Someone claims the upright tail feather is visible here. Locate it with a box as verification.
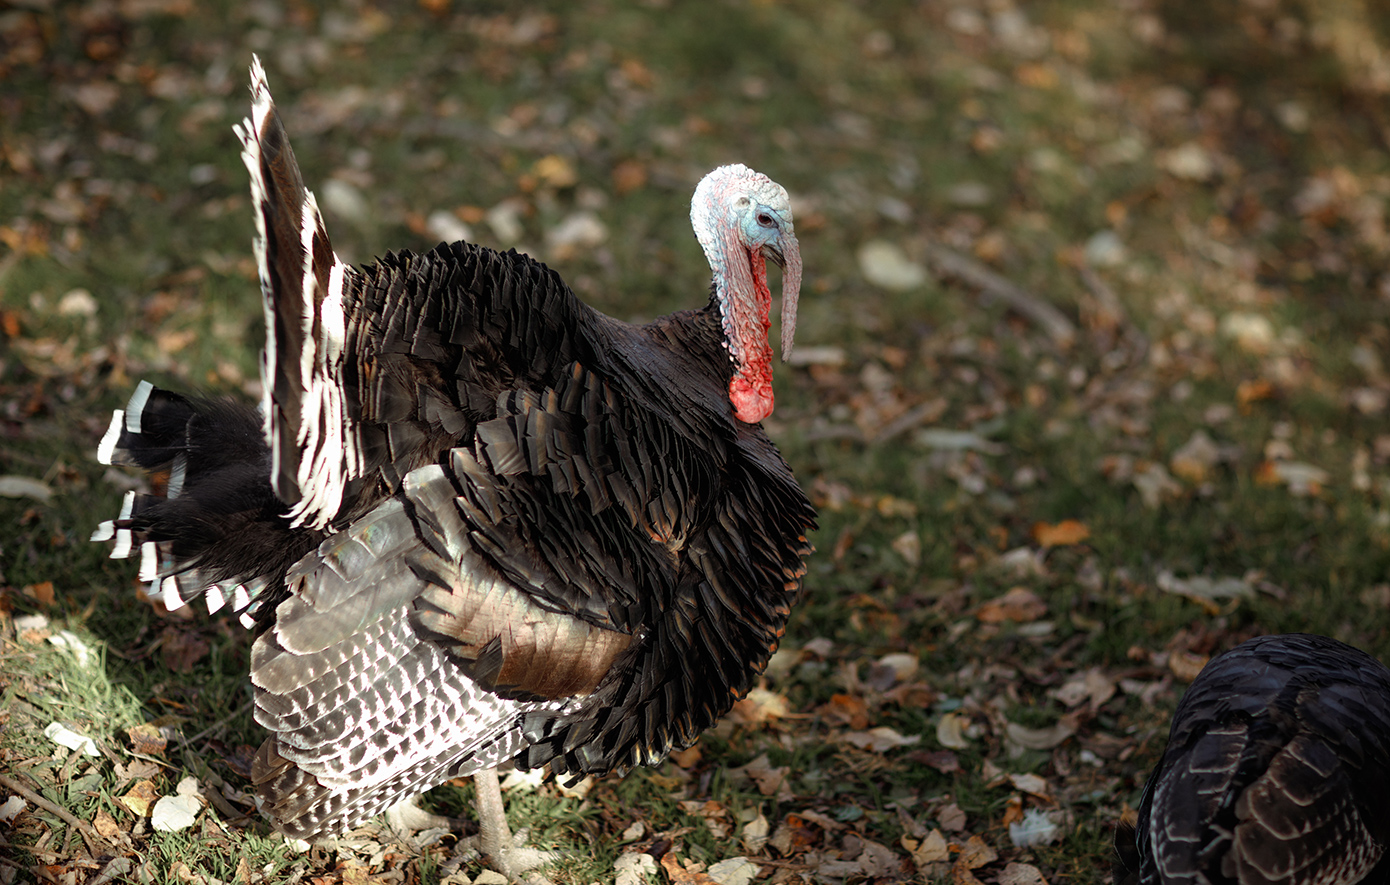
[235,54,364,533]
[92,381,320,624]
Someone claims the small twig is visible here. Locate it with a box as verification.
[752,858,816,870]
[0,771,111,850]
[1077,264,1126,324]
[870,398,949,445]
[1078,264,1149,367]
[174,697,254,747]
[802,424,866,443]
[922,242,1076,347]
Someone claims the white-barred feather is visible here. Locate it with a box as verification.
[138,542,158,582]
[167,453,187,499]
[124,380,154,434]
[285,255,359,530]
[97,410,123,465]
[161,575,185,611]
[297,197,322,401]
[110,491,135,558]
[235,55,278,499]
[235,61,360,532]
[205,584,228,614]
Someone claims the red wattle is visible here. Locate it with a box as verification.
[730,372,773,424]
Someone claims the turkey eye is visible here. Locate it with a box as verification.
[756,213,774,228]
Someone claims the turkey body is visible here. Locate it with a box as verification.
[1120,633,1390,885]
[93,57,815,847]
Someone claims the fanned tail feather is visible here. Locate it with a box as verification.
[234,54,363,532]
[92,381,320,624]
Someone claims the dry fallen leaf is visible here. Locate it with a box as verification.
[660,853,720,885]
[883,681,937,707]
[1237,378,1276,407]
[1004,716,1077,751]
[911,748,962,773]
[815,857,864,879]
[952,865,987,885]
[127,722,168,756]
[1133,461,1182,508]
[1221,310,1276,351]
[615,852,658,885]
[706,857,759,885]
[957,834,998,869]
[842,726,921,752]
[734,754,792,799]
[91,808,122,839]
[856,839,903,877]
[728,687,790,725]
[904,828,950,865]
[1002,795,1025,826]
[612,159,648,195]
[0,475,53,502]
[818,693,871,729]
[120,779,161,817]
[1031,519,1090,547]
[159,626,211,673]
[1007,773,1053,801]
[1168,650,1210,682]
[44,722,100,757]
[741,813,769,852]
[532,154,578,188]
[1169,430,1223,483]
[936,711,972,749]
[1156,571,1254,614]
[999,861,1050,884]
[151,777,203,832]
[1255,460,1330,496]
[21,580,55,606]
[48,630,94,667]
[1160,142,1216,181]
[891,529,922,565]
[938,802,967,832]
[0,796,25,824]
[680,799,732,839]
[769,813,822,855]
[1053,668,1118,710]
[976,587,1048,623]
[859,240,927,290]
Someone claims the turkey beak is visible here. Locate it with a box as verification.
[765,231,802,361]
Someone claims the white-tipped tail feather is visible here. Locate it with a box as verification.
[138,542,158,582]
[110,491,135,558]
[97,410,123,465]
[124,380,154,434]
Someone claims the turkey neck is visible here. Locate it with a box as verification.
[703,221,775,425]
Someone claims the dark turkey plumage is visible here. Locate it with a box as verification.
[1117,633,1390,885]
[92,56,815,869]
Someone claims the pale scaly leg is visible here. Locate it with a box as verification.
[473,767,561,882]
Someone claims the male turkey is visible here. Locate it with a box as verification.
[1116,633,1390,885]
[92,56,815,877]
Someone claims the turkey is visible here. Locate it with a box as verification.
[1116,633,1390,885]
[91,56,815,877]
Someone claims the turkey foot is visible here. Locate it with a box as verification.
[471,767,562,882]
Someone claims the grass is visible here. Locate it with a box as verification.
[4,0,1390,882]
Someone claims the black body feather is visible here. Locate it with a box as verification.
[1120,633,1390,885]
